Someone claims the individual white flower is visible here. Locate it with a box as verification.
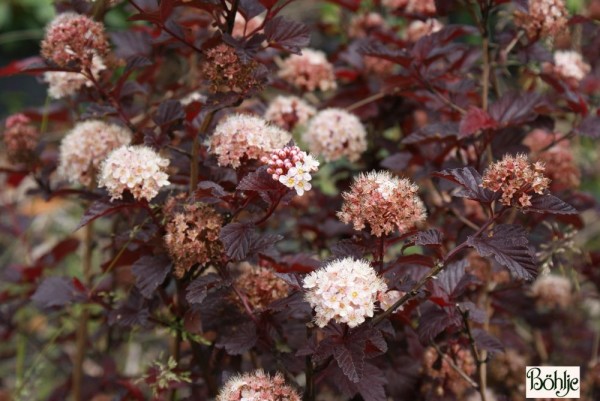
[302,154,320,172]
[57,120,131,186]
[98,145,170,201]
[293,177,311,196]
[303,258,387,327]
[288,162,312,182]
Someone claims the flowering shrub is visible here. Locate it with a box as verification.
[0,0,599,401]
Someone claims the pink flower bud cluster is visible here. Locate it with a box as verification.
[98,145,170,201]
[278,49,337,92]
[58,120,131,186]
[545,50,591,85]
[303,108,367,162]
[481,154,550,207]
[406,18,443,42]
[261,145,319,196]
[348,12,386,39]
[216,370,301,401]
[264,96,316,131]
[382,0,436,14]
[422,344,476,398]
[303,258,388,328]
[515,0,568,38]
[530,274,572,309]
[2,114,39,164]
[202,43,263,94]
[41,12,109,69]
[210,114,292,169]
[338,171,427,237]
[234,263,290,311]
[164,194,223,278]
[44,55,106,99]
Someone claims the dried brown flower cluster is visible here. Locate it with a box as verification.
[234,263,290,310]
[163,195,223,278]
[338,171,427,237]
[202,43,264,94]
[525,130,580,191]
[421,344,476,398]
[515,0,569,39]
[482,154,550,207]
[2,114,39,164]
[489,349,527,401]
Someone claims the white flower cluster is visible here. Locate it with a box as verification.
[57,120,131,186]
[277,154,319,196]
[303,108,367,162]
[263,146,319,196]
[98,145,170,201]
[44,55,106,99]
[553,50,591,81]
[303,258,387,328]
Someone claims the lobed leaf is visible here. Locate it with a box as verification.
[467,224,537,280]
[131,254,172,298]
[264,16,310,54]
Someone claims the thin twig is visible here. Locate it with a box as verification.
[458,307,488,401]
[432,343,479,388]
[345,92,387,112]
[190,111,216,194]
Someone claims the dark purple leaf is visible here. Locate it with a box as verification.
[380,152,412,172]
[402,122,458,144]
[153,99,185,126]
[237,167,285,204]
[459,106,498,137]
[331,240,367,259]
[413,229,444,247]
[264,16,310,54]
[417,304,461,343]
[435,259,471,299]
[220,222,255,260]
[488,91,542,126]
[238,0,266,19]
[131,255,172,298]
[31,277,79,308]
[576,115,600,139]
[527,193,577,215]
[467,224,537,280]
[472,329,504,354]
[216,321,257,355]
[35,238,80,267]
[110,31,153,58]
[434,167,498,202]
[123,55,152,74]
[186,273,224,305]
[76,199,138,231]
[108,289,150,327]
[334,341,365,383]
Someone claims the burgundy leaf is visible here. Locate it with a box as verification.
[467,224,537,280]
[32,277,81,308]
[35,238,80,267]
[333,340,366,383]
[76,199,138,231]
[402,122,459,144]
[434,167,498,202]
[471,328,504,355]
[527,193,577,215]
[238,0,266,19]
[488,91,542,126]
[186,273,225,305]
[219,222,255,261]
[380,152,412,172]
[459,106,498,137]
[264,16,310,54]
[434,259,471,299]
[109,289,151,327]
[131,255,172,298]
[153,99,185,126]
[216,321,257,355]
[417,303,461,343]
[413,229,444,247]
[331,240,367,259]
[576,115,600,139]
